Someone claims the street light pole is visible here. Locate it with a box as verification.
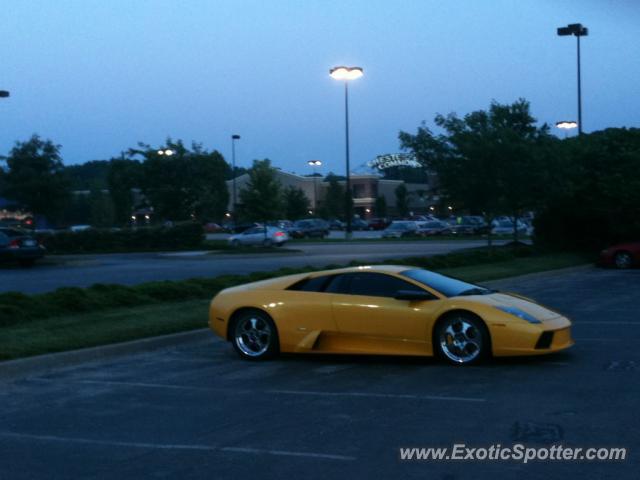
[231,134,240,217]
[330,66,363,239]
[557,23,588,135]
[307,160,322,212]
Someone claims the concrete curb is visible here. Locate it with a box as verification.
[0,328,211,382]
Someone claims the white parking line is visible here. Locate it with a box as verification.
[34,379,485,403]
[576,321,640,325]
[0,432,355,461]
[268,389,486,403]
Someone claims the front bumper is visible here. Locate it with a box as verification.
[491,315,574,356]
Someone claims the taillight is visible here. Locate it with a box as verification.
[8,239,20,249]
[275,231,285,237]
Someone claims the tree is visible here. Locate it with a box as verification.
[395,184,409,217]
[283,186,310,220]
[239,159,282,221]
[65,160,110,190]
[320,173,345,219]
[135,139,229,222]
[3,135,69,224]
[89,186,115,227]
[374,195,387,217]
[107,158,143,225]
[400,99,554,245]
[535,128,640,250]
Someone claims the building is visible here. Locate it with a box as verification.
[226,170,436,218]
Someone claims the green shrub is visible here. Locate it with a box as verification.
[36,222,204,254]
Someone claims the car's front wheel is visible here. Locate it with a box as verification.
[434,313,489,365]
[231,310,279,360]
[614,251,633,269]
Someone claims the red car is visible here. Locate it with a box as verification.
[599,242,640,269]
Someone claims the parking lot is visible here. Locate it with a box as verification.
[1,267,638,479]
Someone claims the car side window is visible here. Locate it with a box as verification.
[287,275,334,292]
[326,272,425,298]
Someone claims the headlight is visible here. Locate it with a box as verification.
[494,306,541,324]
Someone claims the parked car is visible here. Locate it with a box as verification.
[228,226,289,247]
[491,219,528,236]
[416,220,448,236]
[599,242,640,269]
[442,216,488,235]
[328,218,345,230]
[268,220,293,230]
[382,221,419,238]
[204,222,224,233]
[224,222,262,234]
[69,224,92,232]
[0,227,46,266]
[367,218,390,230]
[288,219,329,239]
[350,218,370,231]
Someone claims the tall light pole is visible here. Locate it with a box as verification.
[307,160,322,212]
[557,23,588,135]
[330,66,363,239]
[231,134,241,216]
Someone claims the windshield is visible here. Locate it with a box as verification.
[400,269,492,297]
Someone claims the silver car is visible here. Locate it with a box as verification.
[381,221,419,238]
[228,226,289,247]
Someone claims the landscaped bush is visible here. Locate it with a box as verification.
[36,222,204,254]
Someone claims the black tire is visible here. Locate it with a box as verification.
[262,238,273,247]
[614,251,633,269]
[18,258,36,268]
[434,312,490,366]
[230,239,240,248]
[230,310,279,361]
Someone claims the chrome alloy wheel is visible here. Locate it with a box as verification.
[235,316,272,357]
[438,316,483,364]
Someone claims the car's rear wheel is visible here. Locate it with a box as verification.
[434,313,489,365]
[614,251,633,269]
[230,239,240,248]
[262,238,273,247]
[231,310,279,360]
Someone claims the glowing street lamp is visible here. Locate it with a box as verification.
[330,65,363,239]
[157,148,174,156]
[556,120,578,138]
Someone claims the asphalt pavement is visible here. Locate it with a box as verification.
[0,239,503,294]
[0,267,638,479]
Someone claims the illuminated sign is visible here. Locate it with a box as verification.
[368,153,421,170]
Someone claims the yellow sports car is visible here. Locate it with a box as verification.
[209,265,573,365]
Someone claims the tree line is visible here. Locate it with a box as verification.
[399,98,640,250]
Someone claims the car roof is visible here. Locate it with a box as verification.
[305,265,412,277]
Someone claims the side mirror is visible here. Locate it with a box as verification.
[394,290,435,301]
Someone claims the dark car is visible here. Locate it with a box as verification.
[0,228,46,266]
[599,242,640,269]
[288,219,329,239]
[367,218,390,230]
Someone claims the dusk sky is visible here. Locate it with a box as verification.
[1,0,638,176]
